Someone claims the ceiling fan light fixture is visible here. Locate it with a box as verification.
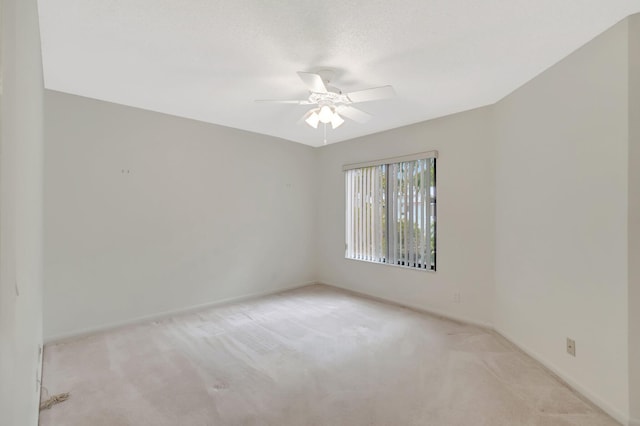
[257,71,394,139]
[331,112,344,129]
[305,110,320,128]
[318,105,333,124]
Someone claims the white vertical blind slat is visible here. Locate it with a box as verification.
[366,167,371,260]
[353,170,356,259]
[390,164,397,265]
[357,170,359,258]
[364,169,368,259]
[401,164,405,265]
[396,164,401,265]
[347,171,351,258]
[418,160,422,267]
[351,170,355,259]
[345,172,350,258]
[358,170,362,259]
[372,167,377,261]
[397,164,402,265]
[378,167,383,261]
[363,169,367,260]
[422,159,428,268]
[406,163,415,266]
[387,165,393,264]
[373,167,377,261]
[354,171,358,259]
[368,168,372,260]
[353,171,358,259]
[427,159,432,268]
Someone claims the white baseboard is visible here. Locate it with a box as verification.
[44,281,317,344]
[318,281,494,330]
[492,327,629,426]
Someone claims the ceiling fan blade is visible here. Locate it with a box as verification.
[336,105,372,123]
[297,72,328,94]
[346,85,395,103]
[255,99,312,105]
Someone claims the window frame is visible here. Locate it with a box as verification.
[343,151,438,272]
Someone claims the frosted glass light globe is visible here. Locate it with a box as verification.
[318,105,333,124]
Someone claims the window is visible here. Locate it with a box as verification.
[345,152,437,271]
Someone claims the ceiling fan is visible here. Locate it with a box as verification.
[256,70,395,131]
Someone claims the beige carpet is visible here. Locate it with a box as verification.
[40,285,618,426]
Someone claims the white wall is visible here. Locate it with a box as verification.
[0,0,45,424]
[44,91,317,341]
[316,107,495,327]
[41,13,637,425]
[629,13,640,426]
[493,19,629,421]
[316,16,635,423]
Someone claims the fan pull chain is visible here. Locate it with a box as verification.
[323,123,327,145]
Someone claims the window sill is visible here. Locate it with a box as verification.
[344,256,436,273]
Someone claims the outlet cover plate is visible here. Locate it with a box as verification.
[566,338,576,356]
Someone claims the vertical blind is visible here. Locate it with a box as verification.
[345,165,386,263]
[345,155,436,270]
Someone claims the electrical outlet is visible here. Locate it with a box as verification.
[566,338,576,356]
[453,292,461,303]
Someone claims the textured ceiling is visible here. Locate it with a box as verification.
[38,0,639,147]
